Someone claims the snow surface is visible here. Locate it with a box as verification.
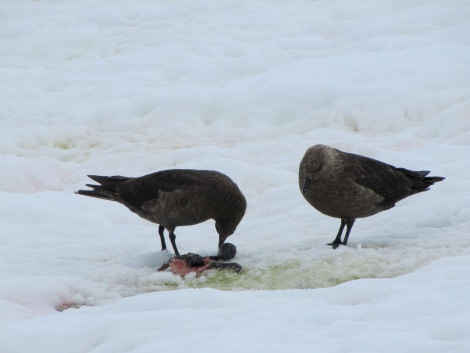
[1,0,470,352]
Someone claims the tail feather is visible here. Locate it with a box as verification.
[76,174,131,202]
[396,168,444,194]
[87,175,109,184]
[424,176,445,184]
[87,175,128,187]
[75,189,115,201]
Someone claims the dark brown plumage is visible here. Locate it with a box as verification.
[76,169,246,256]
[299,145,444,248]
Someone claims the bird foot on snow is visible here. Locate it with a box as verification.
[327,242,344,249]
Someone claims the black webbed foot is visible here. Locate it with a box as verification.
[327,241,343,249]
[327,219,355,249]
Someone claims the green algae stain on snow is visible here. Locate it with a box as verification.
[182,260,356,291]
[161,248,441,291]
[54,140,75,150]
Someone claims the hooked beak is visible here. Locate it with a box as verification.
[302,177,312,195]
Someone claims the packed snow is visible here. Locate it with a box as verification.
[1,0,470,352]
